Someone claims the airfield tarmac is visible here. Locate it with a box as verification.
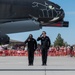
[0,56,75,75]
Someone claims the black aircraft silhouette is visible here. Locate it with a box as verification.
[0,0,69,44]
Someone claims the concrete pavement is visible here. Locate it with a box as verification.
[0,56,75,75]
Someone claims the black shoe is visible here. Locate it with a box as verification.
[42,63,44,65]
[31,63,33,65]
[42,63,45,66]
[28,63,31,66]
[42,63,47,66]
[28,63,33,66]
[44,64,47,66]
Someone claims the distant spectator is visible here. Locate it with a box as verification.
[70,46,74,57]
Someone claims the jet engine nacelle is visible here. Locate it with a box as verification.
[0,20,41,34]
[0,33,10,44]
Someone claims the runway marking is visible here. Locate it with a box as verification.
[0,69,75,71]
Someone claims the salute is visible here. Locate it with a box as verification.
[37,31,51,66]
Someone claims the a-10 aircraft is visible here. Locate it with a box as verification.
[0,0,69,44]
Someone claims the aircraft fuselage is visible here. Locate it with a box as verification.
[0,0,69,45]
[0,0,64,23]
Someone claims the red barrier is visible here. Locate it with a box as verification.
[0,49,74,57]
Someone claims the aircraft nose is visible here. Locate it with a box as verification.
[48,2,65,22]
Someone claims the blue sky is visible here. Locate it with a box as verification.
[8,0,75,45]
